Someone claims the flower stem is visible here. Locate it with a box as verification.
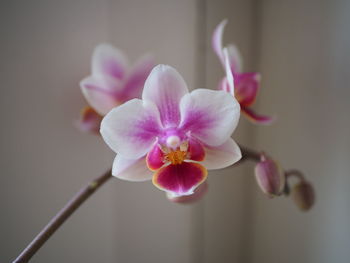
[12,145,305,262]
[12,169,112,263]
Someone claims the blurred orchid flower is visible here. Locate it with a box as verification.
[78,43,155,133]
[100,65,241,197]
[213,20,274,125]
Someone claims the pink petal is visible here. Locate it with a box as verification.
[112,155,153,181]
[179,89,240,147]
[167,181,208,204]
[77,106,103,134]
[235,72,260,106]
[80,75,121,115]
[226,44,243,73]
[92,43,128,80]
[146,142,164,171]
[100,99,162,159]
[201,138,241,170]
[242,107,275,125]
[212,19,227,65]
[153,162,207,196]
[188,137,205,162]
[122,54,155,101]
[142,65,189,127]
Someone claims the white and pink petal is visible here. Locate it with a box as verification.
[100,99,162,159]
[80,75,121,115]
[92,43,128,80]
[179,89,240,147]
[142,65,189,127]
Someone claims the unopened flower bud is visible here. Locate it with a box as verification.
[167,182,208,204]
[291,181,315,211]
[254,154,285,197]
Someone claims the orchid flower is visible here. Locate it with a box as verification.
[212,20,274,124]
[100,64,241,197]
[78,43,155,133]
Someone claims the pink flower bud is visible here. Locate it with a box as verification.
[291,181,315,211]
[254,154,285,197]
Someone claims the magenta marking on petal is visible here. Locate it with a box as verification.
[242,107,275,125]
[235,72,260,106]
[132,114,162,142]
[188,138,205,161]
[146,143,165,171]
[103,59,125,79]
[180,109,216,138]
[153,162,207,196]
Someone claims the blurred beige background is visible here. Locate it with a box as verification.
[1,0,349,262]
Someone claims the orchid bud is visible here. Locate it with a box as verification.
[254,154,285,197]
[291,181,315,211]
[167,182,208,204]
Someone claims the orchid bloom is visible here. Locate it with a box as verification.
[212,20,274,124]
[100,64,241,197]
[78,43,155,133]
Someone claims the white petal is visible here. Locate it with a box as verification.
[142,65,189,127]
[179,89,240,146]
[80,75,121,115]
[212,19,227,65]
[201,138,241,170]
[92,43,128,79]
[112,155,153,181]
[100,99,162,159]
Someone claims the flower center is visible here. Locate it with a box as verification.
[166,135,181,149]
[165,150,187,165]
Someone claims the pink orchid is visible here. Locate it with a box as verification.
[213,20,274,124]
[78,43,155,133]
[100,65,241,197]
